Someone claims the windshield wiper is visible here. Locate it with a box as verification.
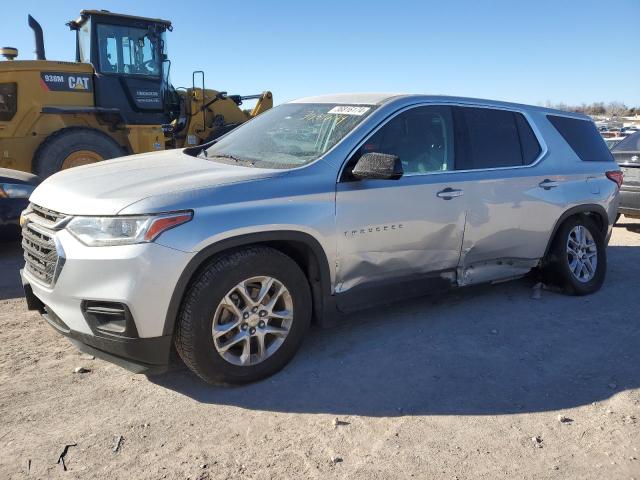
[197,150,240,161]
[211,153,245,162]
[203,152,256,167]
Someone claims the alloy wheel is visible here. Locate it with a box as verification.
[566,225,598,283]
[212,276,293,366]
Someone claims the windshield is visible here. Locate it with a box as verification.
[203,103,376,169]
[96,23,162,77]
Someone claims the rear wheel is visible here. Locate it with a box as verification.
[175,247,312,384]
[33,128,123,178]
[546,216,606,295]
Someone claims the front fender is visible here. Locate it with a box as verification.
[160,229,334,336]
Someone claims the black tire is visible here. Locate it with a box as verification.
[175,246,312,384]
[546,215,606,295]
[33,127,124,178]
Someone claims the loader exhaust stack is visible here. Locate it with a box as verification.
[28,15,46,60]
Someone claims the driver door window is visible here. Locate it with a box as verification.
[357,105,454,174]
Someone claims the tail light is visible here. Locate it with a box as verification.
[606,170,623,188]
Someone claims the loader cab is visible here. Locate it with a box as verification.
[68,10,173,125]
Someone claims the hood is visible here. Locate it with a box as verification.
[29,149,280,215]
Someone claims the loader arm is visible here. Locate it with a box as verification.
[249,91,273,117]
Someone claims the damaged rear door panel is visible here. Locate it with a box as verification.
[450,106,564,285]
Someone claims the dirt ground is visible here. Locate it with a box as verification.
[0,219,639,480]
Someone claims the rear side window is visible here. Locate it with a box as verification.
[454,107,541,169]
[515,114,542,164]
[547,115,613,162]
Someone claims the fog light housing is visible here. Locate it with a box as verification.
[81,301,138,337]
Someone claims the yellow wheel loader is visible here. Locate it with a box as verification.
[0,10,272,177]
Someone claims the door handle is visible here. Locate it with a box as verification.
[539,179,558,190]
[437,187,464,200]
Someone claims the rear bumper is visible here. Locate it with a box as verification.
[22,271,172,374]
[619,185,640,217]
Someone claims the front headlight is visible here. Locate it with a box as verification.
[0,183,35,199]
[66,211,193,247]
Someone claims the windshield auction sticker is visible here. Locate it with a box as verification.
[328,106,371,116]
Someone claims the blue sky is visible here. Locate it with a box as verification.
[4,0,639,106]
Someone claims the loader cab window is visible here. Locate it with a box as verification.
[96,24,162,77]
[77,22,91,64]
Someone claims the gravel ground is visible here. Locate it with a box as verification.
[0,218,639,479]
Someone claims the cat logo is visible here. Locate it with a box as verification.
[40,72,93,92]
[68,76,90,90]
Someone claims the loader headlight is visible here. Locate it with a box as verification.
[66,211,193,247]
[0,83,17,121]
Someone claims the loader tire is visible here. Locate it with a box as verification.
[33,127,124,178]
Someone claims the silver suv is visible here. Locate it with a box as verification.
[21,94,622,384]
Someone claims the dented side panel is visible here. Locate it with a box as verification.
[457,168,567,268]
[335,174,466,292]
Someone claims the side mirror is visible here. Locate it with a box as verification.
[352,152,403,180]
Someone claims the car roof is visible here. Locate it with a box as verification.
[287,93,591,120]
[289,93,404,105]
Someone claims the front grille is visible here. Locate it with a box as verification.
[21,203,66,287]
[31,203,66,227]
[22,224,59,285]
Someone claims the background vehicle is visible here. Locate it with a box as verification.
[0,168,38,241]
[0,11,273,177]
[605,137,624,149]
[20,94,621,384]
[611,131,640,219]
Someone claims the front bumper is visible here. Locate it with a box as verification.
[21,230,194,374]
[23,279,172,373]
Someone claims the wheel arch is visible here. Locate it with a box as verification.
[162,231,335,336]
[543,204,609,257]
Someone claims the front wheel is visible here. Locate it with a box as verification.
[175,247,312,384]
[547,216,606,295]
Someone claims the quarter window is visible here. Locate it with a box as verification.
[355,105,454,175]
[547,115,613,162]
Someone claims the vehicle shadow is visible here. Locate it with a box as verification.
[150,245,640,417]
[0,241,24,300]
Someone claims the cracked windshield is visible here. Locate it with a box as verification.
[203,103,375,168]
